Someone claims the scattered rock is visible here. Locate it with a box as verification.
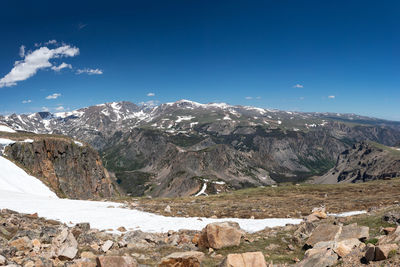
[197,222,243,249]
[334,238,361,257]
[375,243,399,261]
[164,205,171,213]
[296,246,338,267]
[97,256,137,267]
[9,236,32,251]
[364,243,375,262]
[220,251,266,267]
[338,223,369,241]
[117,226,127,232]
[383,227,396,235]
[305,224,341,247]
[383,211,400,225]
[159,251,204,267]
[52,228,78,260]
[0,255,6,265]
[101,240,113,252]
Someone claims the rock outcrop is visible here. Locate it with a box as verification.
[314,141,400,184]
[4,137,115,199]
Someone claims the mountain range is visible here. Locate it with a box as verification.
[1,100,400,197]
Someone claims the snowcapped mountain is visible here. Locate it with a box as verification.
[1,100,400,197]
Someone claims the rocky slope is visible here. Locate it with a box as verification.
[314,142,400,184]
[0,132,115,199]
[1,100,400,197]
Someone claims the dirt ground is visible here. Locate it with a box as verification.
[130,178,400,219]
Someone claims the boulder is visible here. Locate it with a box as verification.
[159,251,204,267]
[197,222,243,249]
[364,243,375,262]
[219,252,266,267]
[378,226,400,245]
[52,228,78,260]
[101,240,113,252]
[97,256,138,267]
[334,238,361,258]
[296,247,338,267]
[311,207,327,219]
[337,223,369,241]
[305,224,341,247]
[375,243,399,261]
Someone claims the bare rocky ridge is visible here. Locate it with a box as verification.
[1,134,115,199]
[1,100,400,197]
[314,142,400,184]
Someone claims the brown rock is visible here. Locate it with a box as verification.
[97,256,138,267]
[117,226,127,232]
[198,222,243,249]
[334,238,361,258]
[364,243,375,262]
[383,227,396,235]
[375,243,399,261]
[296,247,338,267]
[9,236,32,251]
[159,251,204,267]
[220,252,266,267]
[305,224,341,247]
[378,226,400,245]
[337,223,369,241]
[52,228,78,260]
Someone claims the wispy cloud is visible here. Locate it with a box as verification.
[293,84,304,88]
[19,45,25,58]
[22,99,32,104]
[299,96,305,100]
[328,95,335,99]
[147,92,155,97]
[245,96,253,100]
[76,68,103,75]
[55,106,65,111]
[51,62,72,72]
[0,43,79,88]
[78,23,88,30]
[41,107,49,112]
[46,93,61,100]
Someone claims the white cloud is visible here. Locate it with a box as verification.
[46,93,61,100]
[55,106,64,111]
[76,68,103,75]
[245,96,253,100]
[293,84,304,88]
[0,44,79,88]
[299,96,305,100]
[22,99,32,104]
[51,63,72,72]
[45,40,57,45]
[41,107,49,112]
[19,45,25,58]
[147,92,155,97]
[328,95,335,99]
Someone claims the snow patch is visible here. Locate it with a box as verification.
[175,115,195,123]
[0,125,16,133]
[195,183,208,197]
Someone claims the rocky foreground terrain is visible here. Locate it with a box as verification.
[1,204,400,267]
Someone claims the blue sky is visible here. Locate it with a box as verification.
[0,1,399,120]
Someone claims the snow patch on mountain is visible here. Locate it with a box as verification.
[0,125,16,133]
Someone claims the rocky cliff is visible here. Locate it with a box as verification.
[314,142,400,184]
[3,135,115,199]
